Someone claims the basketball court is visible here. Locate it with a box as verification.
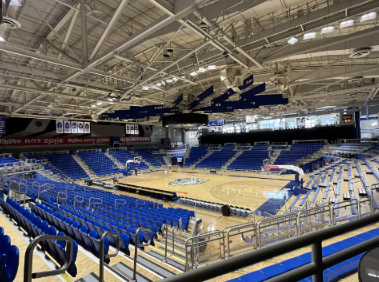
[101,167,309,214]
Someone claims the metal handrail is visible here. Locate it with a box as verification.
[74,196,84,208]
[24,235,73,282]
[89,197,103,209]
[159,212,379,282]
[65,184,76,193]
[133,228,152,281]
[56,192,67,205]
[37,183,54,202]
[99,231,120,282]
[19,182,28,205]
[225,222,256,259]
[115,198,126,209]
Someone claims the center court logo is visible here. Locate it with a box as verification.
[169,178,208,186]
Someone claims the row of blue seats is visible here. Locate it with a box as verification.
[184,147,208,167]
[135,149,163,167]
[0,226,19,282]
[1,197,78,277]
[228,227,379,282]
[7,177,192,229]
[196,151,236,169]
[78,152,120,176]
[31,202,132,256]
[41,200,156,243]
[43,153,88,180]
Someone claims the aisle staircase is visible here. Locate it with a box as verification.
[105,152,125,169]
[189,150,212,169]
[72,155,97,178]
[220,150,243,170]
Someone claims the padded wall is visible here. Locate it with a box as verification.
[200,126,357,145]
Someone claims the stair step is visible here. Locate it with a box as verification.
[146,250,185,271]
[135,254,177,278]
[155,241,185,253]
[110,261,152,282]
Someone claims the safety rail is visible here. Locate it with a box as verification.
[224,222,256,259]
[185,230,225,271]
[298,205,331,236]
[115,198,126,209]
[99,231,120,282]
[133,228,152,281]
[89,197,103,209]
[74,196,84,208]
[24,235,73,282]
[37,183,54,202]
[160,212,379,282]
[56,192,67,205]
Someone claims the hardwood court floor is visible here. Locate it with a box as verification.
[103,167,304,212]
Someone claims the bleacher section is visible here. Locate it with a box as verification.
[135,149,163,167]
[109,149,149,171]
[184,146,208,167]
[42,153,88,180]
[0,226,19,282]
[78,151,120,176]
[0,157,19,167]
[274,143,325,165]
[196,149,236,169]
[334,144,370,154]
[228,145,269,171]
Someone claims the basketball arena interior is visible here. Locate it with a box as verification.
[2,0,379,282]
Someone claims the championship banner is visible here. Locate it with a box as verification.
[64,121,71,133]
[56,120,63,133]
[71,121,78,133]
[134,124,139,135]
[126,124,130,134]
[78,122,84,133]
[120,137,151,143]
[130,125,135,134]
[84,122,90,134]
[0,137,111,146]
[0,115,6,135]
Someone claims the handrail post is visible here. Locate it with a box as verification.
[311,241,323,282]
[99,231,120,282]
[172,224,176,257]
[132,228,152,282]
[24,235,73,282]
[163,224,168,263]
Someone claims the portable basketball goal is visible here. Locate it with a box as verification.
[264,161,305,188]
[126,157,141,167]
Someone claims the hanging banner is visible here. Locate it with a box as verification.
[64,121,71,133]
[56,120,63,134]
[130,125,135,134]
[126,124,130,134]
[84,122,90,134]
[120,137,151,143]
[134,125,139,135]
[0,115,6,135]
[77,122,84,133]
[0,137,111,146]
[71,121,78,133]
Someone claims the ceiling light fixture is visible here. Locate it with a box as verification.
[303,32,316,40]
[321,26,334,34]
[173,77,178,82]
[143,86,149,90]
[96,102,102,105]
[208,65,216,70]
[198,67,206,73]
[340,19,354,28]
[161,81,166,85]
[91,105,96,108]
[156,83,162,87]
[190,71,197,76]
[108,98,113,101]
[361,12,377,22]
[166,79,173,83]
[0,37,5,42]
[287,37,298,45]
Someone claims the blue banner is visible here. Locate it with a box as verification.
[209,119,225,126]
[0,115,6,135]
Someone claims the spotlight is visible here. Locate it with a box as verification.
[340,19,354,28]
[287,37,298,45]
[361,12,377,22]
[303,32,316,40]
[198,67,206,73]
[190,71,197,76]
